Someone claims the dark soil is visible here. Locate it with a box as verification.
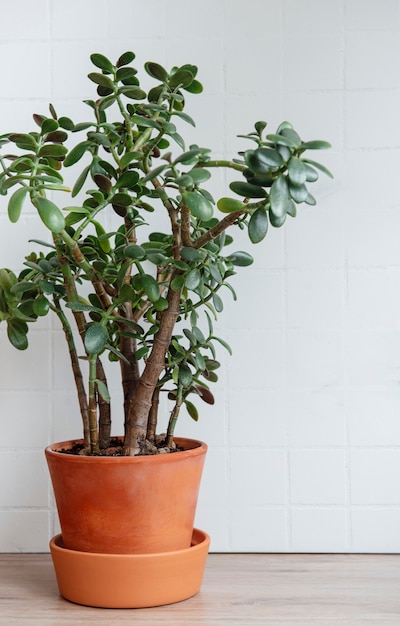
[58,435,182,457]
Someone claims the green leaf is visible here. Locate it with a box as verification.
[32,197,65,233]
[301,140,331,150]
[124,244,146,260]
[72,164,90,197]
[7,319,28,350]
[188,168,211,184]
[88,72,115,90]
[183,191,213,221]
[178,363,193,387]
[227,251,254,267]
[32,295,50,316]
[95,378,110,402]
[90,53,114,73]
[41,118,59,134]
[270,176,289,218]
[213,293,223,312]
[84,323,108,354]
[288,156,307,186]
[266,133,297,148]
[64,142,89,167]
[184,79,203,94]
[8,187,29,223]
[217,197,245,214]
[9,133,37,151]
[245,148,283,174]
[116,170,139,189]
[185,400,199,421]
[116,51,136,67]
[141,274,160,303]
[248,208,268,243]
[93,173,112,193]
[180,247,203,262]
[169,69,194,90]
[120,152,141,169]
[229,181,267,199]
[185,269,201,290]
[171,274,185,291]
[144,61,169,82]
[289,182,309,203]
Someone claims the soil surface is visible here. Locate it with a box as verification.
[58,435,181,457]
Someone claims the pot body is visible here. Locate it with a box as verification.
[45,437,207,554]
[50,529,210,608]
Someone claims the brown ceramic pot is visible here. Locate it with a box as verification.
[50,528,210,608]
[45,437,207,554]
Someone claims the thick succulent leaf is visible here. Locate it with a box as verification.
[229,181,267,198]
[84,323,108,354]
[7,319,28,350]
[248,208,268,243]
[90,53,114,73]
[33,197,65,233]
[227,251,254,267]
[288,156,307,186]
[217,197,245,214]
[183,191,213,221]
[8,187,29,223]
[270,175,289,218]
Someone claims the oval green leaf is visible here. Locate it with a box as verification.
[33,197,65,233]
[84,323,108,354]
[141,274,160,303]
[270,176,289,218]
[8,187,29,223]
[248,208,268,244]
[183,191,213,221]
[217,197,245,214]
[227,251,254,267]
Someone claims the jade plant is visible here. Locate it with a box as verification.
[0,51,332,456]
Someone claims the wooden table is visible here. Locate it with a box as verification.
[1,553,400,625]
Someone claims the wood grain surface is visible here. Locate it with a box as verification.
[1,553,400,625]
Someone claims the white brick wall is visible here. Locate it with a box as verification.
[0,0,399,552]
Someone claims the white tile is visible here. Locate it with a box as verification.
[0,451,48,507]
[1,1,49,39]
[230,507,288,552]
[286,210,344,269]
[345,330,400,386]
[0,331,50,391]
[0,511,49,552]
[345,209,400,268]
[281,92,342,147]
[224,0,283,38]
[283,35,343,91]
[106,0,164,39]
[227,271,285,331]
[346,0,399,30]
[51,0,107,39]
[198,447,230,509]
[347,269,400,330]
[229,390,286,448]
[225,37,283,95]
[351,509,400,553]
[351,450,400,505]
[286,330,343,389]
[287,389,346,447]
[346,31,400,89]
[0,392,49,448]
[1,43,51,100]
[227,330,285,390]
[290,449,347,505]
[231,449,287,506]
[348,389,400,447]
[343,150,400,210]
[291,508,348,552]
[345,91,400,149]
[285,0,343,33]
[287,269,344,330]
[165,0,223,40]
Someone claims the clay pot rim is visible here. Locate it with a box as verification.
[45,436,207,464]
[51,528,209,559]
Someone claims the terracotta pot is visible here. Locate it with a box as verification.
[50,528,210,608]
[45,437,207,554]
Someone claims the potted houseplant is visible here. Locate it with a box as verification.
[0,51,332,608]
